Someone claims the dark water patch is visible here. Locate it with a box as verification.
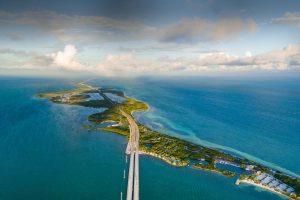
[215,163,245,175]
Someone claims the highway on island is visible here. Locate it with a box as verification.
[121,110,140,200]
[96,87,139,200]
[81,82,140,200]
[44,80,300,200]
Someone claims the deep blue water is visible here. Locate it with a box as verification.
[0,76,299,200]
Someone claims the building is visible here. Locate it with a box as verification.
[286,187,295,193]
[276,183,288,191]
[255,173,267,181]
[268,180,279,188]
[261,176,274,185]
[245,165,255,170]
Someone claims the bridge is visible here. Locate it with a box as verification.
[121,110,139,200]
[96,87,139,200]
[80,83,140,200]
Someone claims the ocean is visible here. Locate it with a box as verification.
[0,76,299,200]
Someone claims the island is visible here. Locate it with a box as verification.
[36,82,300,200]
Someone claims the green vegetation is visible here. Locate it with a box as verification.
[96,126,129,136]
[193,163,236,177]
[138,124,238,176]
[36,87,91,99]
[37,84,148,139]
[76,100,113,108]
[119,98,149,114]
[69,94,90,101]
[239,174,248,180]
[36,83,249,175]
[37,83,300,197]
[274,172,300,194]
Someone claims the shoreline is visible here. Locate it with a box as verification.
[132,110,300,179]
[159,131,300,179]
[140,150,235,177]
[236,179,295,200]
[36,83,300,199]
[192,165,235,177]
[139,150,188,167]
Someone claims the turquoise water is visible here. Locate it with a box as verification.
[0,76,299,200]
[115,77,300,176]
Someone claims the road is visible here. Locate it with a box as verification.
[95,87,139,200]
[121,110,140,200]
[78,81,140,200]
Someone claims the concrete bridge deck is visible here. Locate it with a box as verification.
[121,110,139,200]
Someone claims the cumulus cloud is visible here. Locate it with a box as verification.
[97,53,161,75]
[272,12,300,27]
[1,44,300,75]
[96,46,299,75]
[226,44,300,71]
[50,45,86,70]
[96,44,300,75]
[160,18,258,43]
[0,45,88,71]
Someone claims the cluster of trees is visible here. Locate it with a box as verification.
[193,163,236,177]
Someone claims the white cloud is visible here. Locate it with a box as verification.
[1,44,300,76]
[272,12,300,27]
[0,45,89,71]
[242,44,300,70]
[245,51,252,57]
[95,44,300,75]
[197,52,239,65]
[51,45,86,70]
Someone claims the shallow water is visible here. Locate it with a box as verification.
[0,76,298,200]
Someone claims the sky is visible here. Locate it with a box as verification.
[0,0,300,76]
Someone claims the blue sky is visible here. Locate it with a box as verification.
[0,0,300,76]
